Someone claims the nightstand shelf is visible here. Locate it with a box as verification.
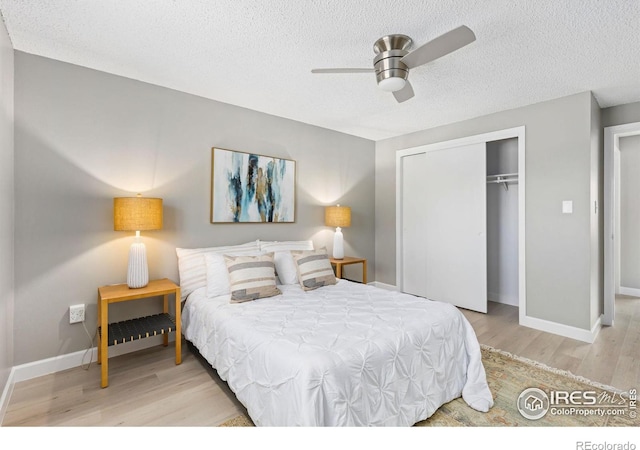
[99,313,177,346]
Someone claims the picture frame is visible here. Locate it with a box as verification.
[210,147,296,223]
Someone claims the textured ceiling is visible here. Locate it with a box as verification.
[0,0,639,141]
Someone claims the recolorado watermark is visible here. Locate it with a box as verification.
[517,387,637,420]
[576,442,636,450]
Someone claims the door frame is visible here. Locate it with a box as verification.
[604,121,640,326]
[396,126,526,319]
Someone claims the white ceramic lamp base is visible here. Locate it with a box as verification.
[333,227,344,259]
[127,237,149,289]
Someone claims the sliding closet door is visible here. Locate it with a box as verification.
[402,142,488,313]
[401,152,428,296]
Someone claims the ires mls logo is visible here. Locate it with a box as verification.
[517,387,550,420]
[517,387,634,420]
[550,390,624,405]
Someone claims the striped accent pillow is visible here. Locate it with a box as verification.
[292,248,337,291]
[224,253,282,303]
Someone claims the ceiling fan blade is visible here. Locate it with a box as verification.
[400,25,476,69]
[311,68,374,74]
[393,80,414,103]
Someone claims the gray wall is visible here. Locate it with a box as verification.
[13,52,375,365]
[619,135,640,290]
[602,101,640,128]
[376,91,601,331]
[0,16,14,399]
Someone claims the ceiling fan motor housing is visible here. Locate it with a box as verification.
[373,34,412,89]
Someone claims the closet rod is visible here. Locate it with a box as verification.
[486,173,518,179]
[486,174,518,191]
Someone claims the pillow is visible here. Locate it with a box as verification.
[176,241,259,300]
[258,240,314,252]
[291,248,337,291]
[224,253,282,303]
[259,240,314,285]
[204,248,264,298]
[270,251,298,285]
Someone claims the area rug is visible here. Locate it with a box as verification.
[219,345,637,427]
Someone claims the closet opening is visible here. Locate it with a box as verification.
[486,138,519,319]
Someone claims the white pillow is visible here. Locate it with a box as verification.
[258,240,314,252]
[204,248,264,298]
[176,241,259,300]
[259,240,314,284]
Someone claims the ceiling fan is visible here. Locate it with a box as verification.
[311,25,476,103]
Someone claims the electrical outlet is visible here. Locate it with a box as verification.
[69,304,85,324]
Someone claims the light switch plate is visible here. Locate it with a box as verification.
[562,200,573,214]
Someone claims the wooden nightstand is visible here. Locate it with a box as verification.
[97,278,181,388]
[330,256,367,284]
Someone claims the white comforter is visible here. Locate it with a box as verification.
[182,280,493,426]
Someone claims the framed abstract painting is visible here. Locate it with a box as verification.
[210,148,296,223]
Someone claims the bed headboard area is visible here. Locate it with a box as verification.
[175,239,314,300]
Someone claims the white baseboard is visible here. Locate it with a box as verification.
[0,369,15,426]
[487,291,519,307]
[12,335,171,383]
[12,347,98,384]
[519,313,602,344]
[373,282,600,343]
[618,286,640,298]
[368,281,399,291]
[1,335,173,424]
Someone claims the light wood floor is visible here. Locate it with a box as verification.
[459,295,640,392]
[2,341,248,426]
[2,296,639,426]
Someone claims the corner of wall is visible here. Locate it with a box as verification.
[0,7,15,406]
[591,93,605,324]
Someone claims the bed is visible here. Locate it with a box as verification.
[177,240,493,426]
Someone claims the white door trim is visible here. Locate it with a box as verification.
[396,126,526,317]
[604,121,640,326]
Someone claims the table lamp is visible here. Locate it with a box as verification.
[325,204,351,259]
[114,194,163,288]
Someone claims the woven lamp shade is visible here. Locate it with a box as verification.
[114,197,163,231]
[325,205,351,228]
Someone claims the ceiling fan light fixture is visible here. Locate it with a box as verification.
[311,25,476,103]
[374,48,410,93]
[378,76,406,92]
